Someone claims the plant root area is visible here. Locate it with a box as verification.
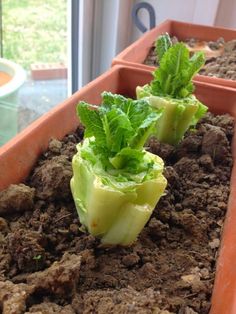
[0,112,234,314]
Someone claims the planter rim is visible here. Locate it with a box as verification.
[114,19,236,60]
[1,65,235,155]
[112,19,236,89]
[113,62,236,89]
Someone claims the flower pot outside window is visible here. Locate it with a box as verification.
[0,58,26,145]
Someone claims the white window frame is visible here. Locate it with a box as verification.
[69,0,221,94]
[69,0,134,93]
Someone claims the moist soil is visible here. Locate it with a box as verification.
[0,112,234,314]
[144,37,236,80]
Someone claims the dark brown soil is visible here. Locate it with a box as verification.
[0,113,234,314]
[144,37,236,80]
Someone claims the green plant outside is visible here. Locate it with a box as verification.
[2,0,67,70]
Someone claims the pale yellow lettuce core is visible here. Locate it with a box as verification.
[70,139,167,246]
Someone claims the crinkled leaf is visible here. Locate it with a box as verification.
[101,107,133,153]
[150,42,205,98]
[77,102,106,146]
[102,92,127,109]
[109,147,145,172]
[130,111,162,149]
[76,93,161,172]
[154,33,172,61]
[102,92,154,132]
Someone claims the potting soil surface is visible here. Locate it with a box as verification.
[0,112,234,314]
[144,38,236,80]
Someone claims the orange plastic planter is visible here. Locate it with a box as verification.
[112,20,236,89]
[0,65,236,313]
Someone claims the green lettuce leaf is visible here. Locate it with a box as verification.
[77,93,162,172]
[150,42,205,98]
[136,34,207,146]
[154,33,172,62]
[77,102,105,146]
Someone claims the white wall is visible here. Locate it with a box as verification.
[215,0,236,29]
[131,0,221,41]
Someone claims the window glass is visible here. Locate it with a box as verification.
[0,0,68,145]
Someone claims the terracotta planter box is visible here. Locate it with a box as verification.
[112,20,236,89]
[0,65,236,313]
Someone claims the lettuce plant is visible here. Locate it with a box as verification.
[137,34,208,145]
[70,92,167,246]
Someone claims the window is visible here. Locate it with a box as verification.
[0,0,68,145]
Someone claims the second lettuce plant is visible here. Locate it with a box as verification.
[137,34,208,145]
